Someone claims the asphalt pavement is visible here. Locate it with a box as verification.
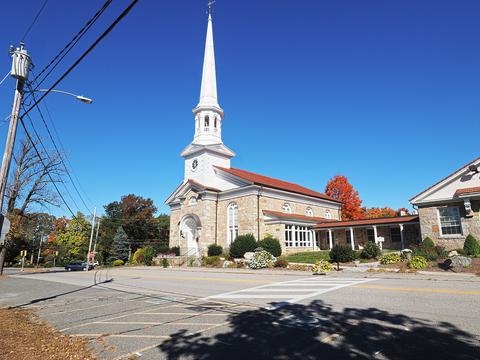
[1,267,479,359]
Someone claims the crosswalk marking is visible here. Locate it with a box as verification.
[208,277,378,304]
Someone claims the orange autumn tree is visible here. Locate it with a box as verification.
[325,175,364,220]
[364,207,410,218]
[364,207,397,218]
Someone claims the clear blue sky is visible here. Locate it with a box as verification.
[0,0,479,217]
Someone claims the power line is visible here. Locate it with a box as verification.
[18,117,75,217]
[29,0,113,89]
[21,0,139,121]
[42,101,96,208]
[0,71,10,87]
[26,84,94,216]
[21,106,83,215]
[21,0,50,42]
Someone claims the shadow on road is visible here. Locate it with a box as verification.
[159,300,479,360]
[10,271,113,309]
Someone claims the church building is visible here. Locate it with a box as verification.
[166,11,343,256]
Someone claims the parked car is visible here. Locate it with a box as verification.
[64,262,94,271]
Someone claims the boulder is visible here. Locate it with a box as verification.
[442,255,472,269]
[448,250,459,257]
[244,252,255,261]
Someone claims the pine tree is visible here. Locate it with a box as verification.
[110,226,130,262]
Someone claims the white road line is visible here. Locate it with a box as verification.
[212,294,305,299]
[289,278,378,303]
[135,312,227,316]
[208,277,378,304]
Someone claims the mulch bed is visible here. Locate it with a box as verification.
[0,308,96,360]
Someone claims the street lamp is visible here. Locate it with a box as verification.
[28,89,93,104]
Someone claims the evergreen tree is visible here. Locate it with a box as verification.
[110,226,130,262]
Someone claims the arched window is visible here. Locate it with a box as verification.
[227,202,238,245]
[325,210,332,219]
[188,196,197,206]
[204,115,210,131]
[282,203,292,214]
[306,207,313,217]
[214,117,218,128]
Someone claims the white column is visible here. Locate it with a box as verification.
[312,230,317,250]
[328,229,333,249]
[399,224,405,249]
[350,227,355,250]
[373,225,381,250]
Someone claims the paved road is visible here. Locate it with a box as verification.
[1,267,479,359]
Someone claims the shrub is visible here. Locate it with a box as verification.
[408,256,428,270]
[379,253,401,265]
[132,248,145,264]
[360,241,381,259]
[412,243,446,261]
[113,259,124,267]
[143,246,156,266]
[201,256,222,267]
[229,234,257,258]
[422,237,435,248]
[463,235,480,257]
[207,244,223,257]
[257,236,282,257]
[329,244,355,270]
[274,259,289,268]
[248,250,276,269]
[311,260,332,274]
[170,246,180,256]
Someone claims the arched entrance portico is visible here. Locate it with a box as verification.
[180,215,201,257]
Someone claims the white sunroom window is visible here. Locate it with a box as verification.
[227,202,239,245]
[282,203,292,214]
[438,206,462,236]
[285,225,312,248]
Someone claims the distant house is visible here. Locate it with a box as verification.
[410,157,480,250]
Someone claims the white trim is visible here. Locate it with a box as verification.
[436,205,463,237]
[410,157,480,204]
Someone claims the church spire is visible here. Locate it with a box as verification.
[192,5,224,145]
[197,9,220,109]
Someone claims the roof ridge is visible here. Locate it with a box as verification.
[215,166,341,203]
[410,156,480,202]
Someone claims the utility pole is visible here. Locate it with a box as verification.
[93,219,100,253]
[0,44,32,275]
[86,207,96,270]
[36,234,43,268]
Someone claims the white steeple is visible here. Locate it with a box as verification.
[180,5,235,188]
[192,10,224,145]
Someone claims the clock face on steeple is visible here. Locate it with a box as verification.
[192,159,199,171]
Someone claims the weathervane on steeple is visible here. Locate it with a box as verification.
[208,0,215,15]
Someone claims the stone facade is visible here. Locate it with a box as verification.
[418,200,480,250]
[169,188,342,256]
[315,225,419,251]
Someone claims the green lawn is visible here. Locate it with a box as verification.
[280,251,330,264]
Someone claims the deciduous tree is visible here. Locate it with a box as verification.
[325,175,364,220]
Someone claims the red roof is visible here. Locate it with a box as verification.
[215,167,341,203]
[263,210,338,223]
[455,187,480,196]
[313,215,419,229]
